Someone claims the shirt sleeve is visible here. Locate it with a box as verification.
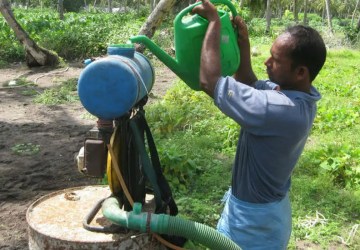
[254,80,279,90]
[214,76,268,133]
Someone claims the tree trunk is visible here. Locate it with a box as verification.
[275,0,282,19]
[135,0,177,53]
[0,0,59,67]
[303,0,308,25]
[324,0,333,34]
[58,0,64,20]
[265,0,271,34]
[108,0,112,13]
[150,0,156,11]
[352,0,359,28]
[294,0,298,23]
[84,0,88,11]
[239,0,245,8]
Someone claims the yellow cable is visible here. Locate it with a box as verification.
[107,126,121,194]
[106,139,185,250]
[107,144,134,206]
[153,234,185,250]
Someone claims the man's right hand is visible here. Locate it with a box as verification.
[192,0,219,22]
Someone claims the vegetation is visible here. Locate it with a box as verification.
[1,1,359,249]
[34,78,79,104]
[0,8,148,63]
[0,0,359,64]
[11,142,40,155]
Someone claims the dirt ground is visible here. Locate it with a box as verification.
[0,61,176,249]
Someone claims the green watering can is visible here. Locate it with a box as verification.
[130,0,240,91]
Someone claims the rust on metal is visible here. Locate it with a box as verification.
[26,185,165,249]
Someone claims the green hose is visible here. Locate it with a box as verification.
[102,197,241,250]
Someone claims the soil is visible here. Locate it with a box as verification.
[0,61,176,249]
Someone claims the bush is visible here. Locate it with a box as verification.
[0,8,146,61]
[63,0,85,12]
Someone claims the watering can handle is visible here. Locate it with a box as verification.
[174,0,238,24]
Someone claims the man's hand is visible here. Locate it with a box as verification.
[232,16,250,46]
[232,16,257,85]
[192,0,218,22]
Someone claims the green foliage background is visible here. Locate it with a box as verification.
[0,3,359,63]
[0,7,149,62]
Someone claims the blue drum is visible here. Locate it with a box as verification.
[78,45,155,119]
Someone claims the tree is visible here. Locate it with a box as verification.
[239,0,245,8]
[294,0,298,23]
[108,0,112,13]
[150,0,156,11]
[58,0,64,20]
[324,0,333,34]
[265,0,271,34]
[0,0,59,66]
[135,0,177,53]
[303,0,308,24]
[352,0,359,28]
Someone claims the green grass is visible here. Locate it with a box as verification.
[34,78,79,105]
[11,143,40,156]
[2,77,34,88]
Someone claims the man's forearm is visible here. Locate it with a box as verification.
[234,39,257,86]
[199,19,222,97]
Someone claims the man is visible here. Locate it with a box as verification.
[193,0,326,249]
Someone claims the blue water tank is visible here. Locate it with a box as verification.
[78,45,155,119]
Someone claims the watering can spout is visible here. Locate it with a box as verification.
[130,35,181,77]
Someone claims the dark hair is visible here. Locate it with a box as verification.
[286,25,326,82]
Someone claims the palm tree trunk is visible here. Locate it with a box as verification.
[294,0,298,23]
[351,0,359,28]
[58,0,64,20]
[135,0,177,53]
[150,0,156,11]
[239,0,245,8]
[265,0,271,34]
[324,0,333,34]
[0,0,59,67]
[108,0,112,13]
[303,0,308,25]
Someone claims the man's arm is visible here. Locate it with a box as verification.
[192,0,221,98]
[232,16,257,86]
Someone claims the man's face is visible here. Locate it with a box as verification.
[264,33,297,89]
